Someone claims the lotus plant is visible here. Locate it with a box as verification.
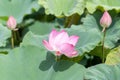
[7,16,18,48]
[100,11,112,63]
[43,29,79,58]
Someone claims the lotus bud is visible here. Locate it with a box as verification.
[100,11,112,32]
[7,16,18,31]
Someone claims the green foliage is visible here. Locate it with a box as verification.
[38,0,86,17]
[22,24,101,56]
[0,24,11,47]
[88,46,110,58]
[85,64,120,80]
[0,0,120,80]
[0,0,40,23]
[105,46,120,65]
[66,25,101,55]
[0,45,85,80]
[20,31,47,48]
[86,0,120,13]
[28,21,56,35]
[82,14,120,49]
[105,18,120,48]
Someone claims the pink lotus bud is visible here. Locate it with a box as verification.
[42,29,79,58]
[7,16,18,31]
[100,11,112,32]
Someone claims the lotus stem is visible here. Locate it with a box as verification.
[11,30,14,48]
[102,28,106,63]
[55,56,61,61]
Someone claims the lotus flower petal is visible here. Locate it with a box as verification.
[54,30,69,48]
[42,40,53,51]
[68,35,79,46]
[59,43,78,58]
[49,29,59,46]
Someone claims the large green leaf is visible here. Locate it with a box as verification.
[0,45,85,80]
[86,0,120,13]
[20,31,47,48]
[0,24,11,47]
[105,18,120,48]
[85,64,120,80]
[28,21,56,35]
[66,25,101,55]
[0,0,40,23]
[105,46,120,65]
[38,0,86,17]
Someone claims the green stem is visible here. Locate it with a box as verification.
[11,30,14,48]
[102,28,106,63]
[55,56,61,61]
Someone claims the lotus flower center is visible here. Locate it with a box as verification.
[56,51,61,56]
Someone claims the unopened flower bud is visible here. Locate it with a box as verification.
[100,11,112,32]
[7,16,18,31]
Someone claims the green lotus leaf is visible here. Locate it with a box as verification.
[105,46,120,65]
[20,31,47,48]
[0,24,11,47]
[28,21,56,35]
[0,45,85,80]
[66,25,101,55]
[38,0,86,17]
[85,64,120,80]
[105,18,120,48]
[86,0,120,13]
[0,0,40,23]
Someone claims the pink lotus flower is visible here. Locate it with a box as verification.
[43,29,79,58]
[7,16,18,31]
[100,11,112,32]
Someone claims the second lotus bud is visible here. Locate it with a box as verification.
[100,11,112,32]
